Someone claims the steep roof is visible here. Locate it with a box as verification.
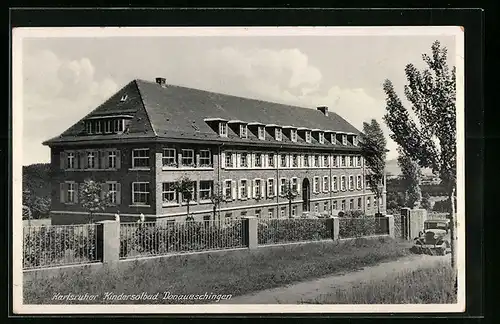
[44,79,361,148]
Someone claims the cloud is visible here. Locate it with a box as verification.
[22,49,118,165]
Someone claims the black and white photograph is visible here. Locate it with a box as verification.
[13,26,465,313]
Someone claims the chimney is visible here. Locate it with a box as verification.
[155,77,166,87]
[317,106,328,116]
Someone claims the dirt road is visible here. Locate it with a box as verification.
[222,254,449,304]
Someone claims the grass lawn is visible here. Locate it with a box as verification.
[302,261,457,304]
[24,236,411,304]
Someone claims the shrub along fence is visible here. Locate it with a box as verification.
[22,215,394,270]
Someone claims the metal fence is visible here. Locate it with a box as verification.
[23,224,100,270]
[338,217,387,239]
[394,216,402,239]
[119,219,245,259]
[258,218,331,245]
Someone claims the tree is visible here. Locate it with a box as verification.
[397,148,422,208]
[383,40,457,268]
[210,182,225,221]
[23,189,50,220]
[283,180,298,218]
[421,192,432,211]
[174,176,195,221]
[360,119,387,215]
[79,179,113,223]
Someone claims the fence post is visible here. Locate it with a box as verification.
[96,220,120,264]
[331,217,340,240]
[385,215,395,238]
[241,216,258,249]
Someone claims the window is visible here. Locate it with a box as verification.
[67,182,76,203]
[67,152,75,169]
[275,128,282,141]
[332,155,337,167]
[331,134,336,144]
[323,202,329,213]
[291,177,298,192]
[104,120,112,133]
[224,180,232,200]
[342,135,347,145]
[225,152,234,168]
[357,156,362,166]
[114,119,124,132]
[132,149,150,168]
[349,176,354,190]
[349,199,354,210]
[162,148,177,167]
[280,207,286,218]
[108,182,117,204]
[255,209,262,218]
[365,175,371,188]
[279,178,287,196]
[291,129,298,142]
[341,176,346,191]
[341,156,346,167]
[108,150,117,169]
[319,132,325,144]
[313,177,319,193]
[240,124,248,138]
[132,182,150,205]
[305,131,311,143]
[323,176,329,192]
[341,200,346,211]
[292,205,297,217]
[314,155,319,167]
[240,152,248,167]
[162,182,177,203]
[353,136,358,146]
[280,154,287,168]
[94,121,101,134]
[323,155,329,167]
[219,122,227,137]
[254,179,262,198]
[349,156,354,167]
[258,126,265,140]
[86,121,93,134]
[332,176,338,191]
[379,197,384,206]
[87,151,96,169]
[268,153,275,167]
[292,154,298,167]
[357,175,362,189]
[181,182,196,203]
[332,201,338,210]
[304,154,310,167]
[200,181,213,200]
[181,149,195,166]
[314,203,319,213]
[199,149,212,167]
[367,197,371,208]
[358,198,362,209]
[120,94,128,102]
[239,179,248,199]
[268,208,274,218]
[267,178,275,197]
[255,153,262,167]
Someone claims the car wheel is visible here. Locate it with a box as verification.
[438,247,446,256]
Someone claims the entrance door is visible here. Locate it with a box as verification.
[302,178,310,212]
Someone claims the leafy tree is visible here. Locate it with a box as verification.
[421,192,432,210]
[23,190,51,220]
[283,180,298,218]
[383,40,457,268]
[79,179,113,223]
[174,176,195,221]
[360,119,387,215]
[209,182,224,221]
[397,148,422,208]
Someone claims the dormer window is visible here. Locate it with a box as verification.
[290,129,298,142]
[113,119,124,132]
[86,121,93,134]
[105,120,112,133]
[342,134,348,145]
[318,132,325,144]
[353,135,358,146]
[219,122,228,137]
[275,128,282,141]
[94,121,101,134]
[239,124,248,139]
[120,94,128,102]
[258,126,265,140]
[305,131,311,143]
[331,133,336,144]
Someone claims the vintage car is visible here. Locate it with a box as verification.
[412,219,451,255]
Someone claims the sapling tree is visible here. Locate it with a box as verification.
[283,180,298,218]
[383,40,457,268]
[174,176,195,221]
[210,182,224,221]
[360,119,387,215]
[397,148,422,208]
[79,179,113,223]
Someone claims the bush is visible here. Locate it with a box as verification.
[432,199,451,212]
[258,219,330,244]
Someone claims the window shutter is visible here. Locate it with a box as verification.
[116,183,121,204]
[60,183,66,203]
[273,180,277,197]
[252,179,257,198]
[297,179,301,192]
[261,180,265,199]
[79,151,86,169]
[263,153,267,168]
[232,153,237,168]
[236,153,241,168]
[247,180,251,199]
[232,181,237,200]
[101,151,108,170]
[274,154,278,168]
[100,183,107,200]
[74,183,79,203]
[60,152,66,170]
[221,151,225,169]
[237,181,242,200]
[115,150,121,169]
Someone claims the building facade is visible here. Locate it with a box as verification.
[44,78,386,224]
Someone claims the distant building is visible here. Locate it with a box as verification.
[44,77,386,224]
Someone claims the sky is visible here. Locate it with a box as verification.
[19,29,457,165]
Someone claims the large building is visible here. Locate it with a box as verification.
[44,77,386,224]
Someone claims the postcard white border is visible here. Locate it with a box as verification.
[12,26,466,314]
